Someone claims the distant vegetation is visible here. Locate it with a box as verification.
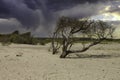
[0,30,51,45]
[0,30,120,46]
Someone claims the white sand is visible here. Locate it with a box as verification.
[0,43,120,80]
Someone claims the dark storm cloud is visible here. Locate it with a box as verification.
[24,0,40,10]
[0,0,10,18]
[0,0,41,28]
[55,2,105,19]
[46,0,107,11]
[0,0,113,37]
[23,0,108,13]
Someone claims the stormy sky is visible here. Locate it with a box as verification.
[0,0,120,38]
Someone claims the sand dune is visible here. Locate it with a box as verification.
[0,43,120,80]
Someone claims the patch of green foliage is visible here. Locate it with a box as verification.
[0,30,50,45]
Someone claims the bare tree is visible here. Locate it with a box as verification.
[51,16,115,58]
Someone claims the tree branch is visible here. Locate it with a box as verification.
[67,38,106,54]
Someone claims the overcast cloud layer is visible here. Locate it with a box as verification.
[0,0,120,37]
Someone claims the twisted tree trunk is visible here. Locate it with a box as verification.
[60,37,69,58]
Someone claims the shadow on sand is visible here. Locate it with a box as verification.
[66,53,120,59]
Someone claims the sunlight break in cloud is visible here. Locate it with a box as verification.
[91,13,120,21]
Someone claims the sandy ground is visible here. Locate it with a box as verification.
[0,43,120,80]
